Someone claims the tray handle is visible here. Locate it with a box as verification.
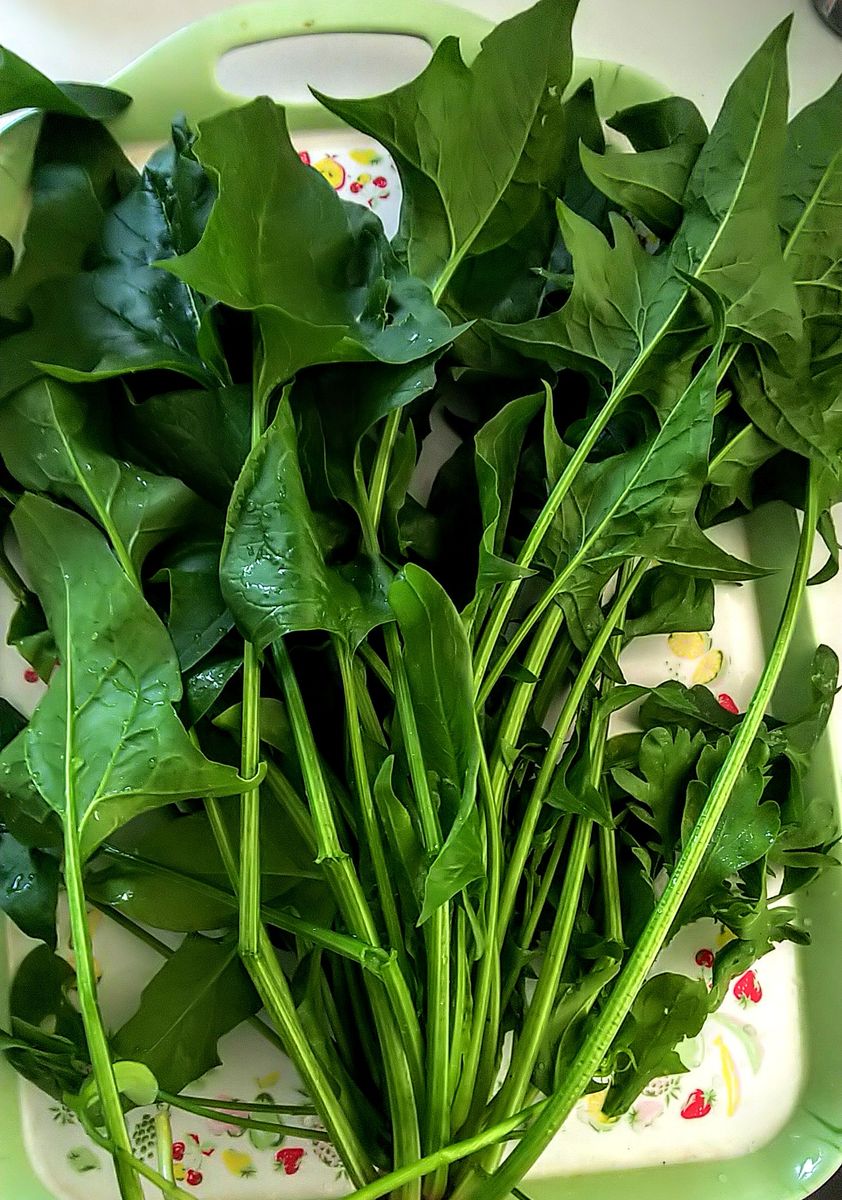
[108,0,491,141]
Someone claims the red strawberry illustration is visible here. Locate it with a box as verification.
[349,180,363,194]
[172,1142,185,1162]
[717,692,739,714]
[733,969,762,1004]
[185,1169,203,1186]
[373,175,388,188]
[695,948,715,969]
[298,150,311,165]
[275,1147,305,1175]
[23,668,39,683]
[681,1088,714,1119]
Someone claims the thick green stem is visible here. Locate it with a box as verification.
[452,736,502,1131]
[336,640,415,997]
[368,409,403,530]
[274,639,421,1198]
[501,817,570,1012]
[345,1100,547,1200]
[239,641,262,958]
[477,479,819,1200]
[64,834,142,1199]
[497,560,647,944]
[383,621,451,1199]
[203,796,376,1187]
[485,818,592,1142]
[155,1110,174,1185]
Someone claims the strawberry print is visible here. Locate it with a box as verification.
[717,692,739,714]
[695,948,715,969]
[298,150,311,165]
[733,969,762,1004]
[275,1147,305,1175]
[185,1169,203,1186]
[373,175,388,188]
[23,667,39,683]
[172,1142,185,1163]
[349,181,363,194]
[681,1088,714,1119]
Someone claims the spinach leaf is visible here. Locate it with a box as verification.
[389,565,484,921]
[496,23,801,384]
[0,831,59,945]
[603,973,709,1117]
[622,567,714,643]
[315,0,577,296]
[581,97,707,237]
[0,127,218,398]
[0,46,130,120]
[221,395,391,649]
[0,379,204,574]
[153,538,233,670]
[120,384,251,508]
[160,99,456,396]
[10,944,85,1050]
[112,934,260,1095]
[678,738,780,924]
[612,727,705,856]
[474,391,543,588]
[780,76,842,373]
[5,495,251,858]
[639,680,740,735]
[183,654,242,727]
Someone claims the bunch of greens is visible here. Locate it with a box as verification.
[0,4,841,1199]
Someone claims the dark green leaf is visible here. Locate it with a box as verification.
[639,680,740,735]
[315,0,577,293]
[221,395,392,649]
[4,496,250,858]
[112,934,260,1094]
[612,726,705,854]
[184,654,242,727]
[623,566,715,643]
[603,973,709,1117]
[153,538,232,670]
[161,99,455,395]
[121,385,250,508]
[389,565,484,921]
[0,46,130,119]
[475,390,543,589]
[0,379,204,572]
[0,831,58,944]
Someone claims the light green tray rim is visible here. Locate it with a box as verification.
[1,3,841,1198]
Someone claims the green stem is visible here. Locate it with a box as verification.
[203,796,376,1187]
[501,817,570,1013]
[63,771,142,1199]
[345,1100,547,1200]
[451,733,501,1131]
[497,560,647,944]
[97,844,388,972]
[486,818,592,1140]
[359,643,394,695]
[274,639,421,1198]
[76,1113,189,1200]
[383,621,451,1198]
[336,639,415,997]
[478,477,819,1200]
[159,1092,328,1140]
[239,641,262,959]
[368,409,402,530]
[165,1093,316,1116]
[155,1109,174,1185]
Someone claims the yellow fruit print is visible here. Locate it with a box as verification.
[350,148,381,165]
[173,1163,186,1182]
[256,1071,280,1090]
[222,1148,256,1178]
[667,631,710,659]
[714,1035,740,1115]
[313,156,346,190]
[691,649,724,685]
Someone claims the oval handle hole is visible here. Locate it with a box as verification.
[216,32,432,104]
